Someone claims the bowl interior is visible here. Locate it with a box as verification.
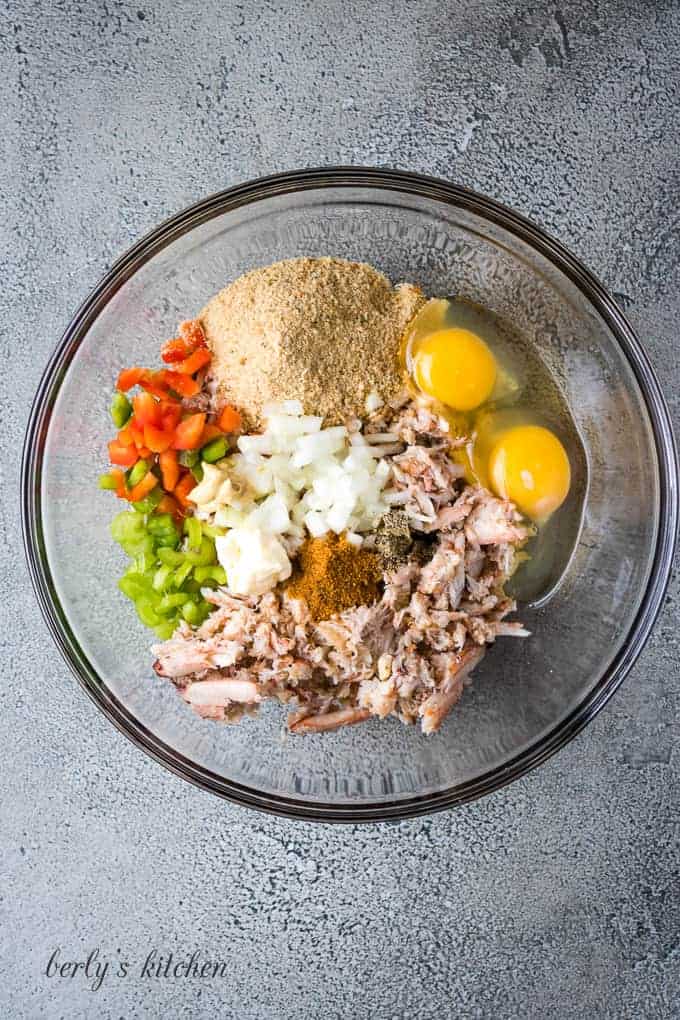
[34,178,666,814]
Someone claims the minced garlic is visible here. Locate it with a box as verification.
[215,527,291,597]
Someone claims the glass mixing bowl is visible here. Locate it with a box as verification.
[22,168,678,821]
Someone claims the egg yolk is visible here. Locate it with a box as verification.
[412,328,497,411]
[489,425,571,522]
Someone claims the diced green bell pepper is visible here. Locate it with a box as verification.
[148,513,180,549]
[126,459,149,488]
[99,473,120,491]
[148,512,177,538]
[201,437,228,463]
[154,533,179,550]
[110,391,132,429]
[131,488,163,513]
[178,449,200,468]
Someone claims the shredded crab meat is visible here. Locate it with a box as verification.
[152,396,530,734]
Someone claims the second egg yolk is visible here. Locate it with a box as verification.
[412,328,497,411]
[489,425,571,522]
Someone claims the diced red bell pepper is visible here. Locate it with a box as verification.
[108,439,138,468]
[117,422,137,447]
[174,472,196,508]
[159,370,200,398]
[175,347,212,375]
[144,423,173,453]
[138,371,170,399]
[161,320,206,363]
[217,405,242,433]
[156,493,177,513]
[173,413,206,450]
[181,319,205,339]
[200,423,223,445]
[127,470,158,503]
[162,412,181,434]
[132,391,162,427]
[160,401,182,431]
[117,366,146,391]
[159,449,180,492]
[179,319,206,345]
[110,469,129,499]
[122,417,145,449]
[157,493,183,524]
[160,339,189,364]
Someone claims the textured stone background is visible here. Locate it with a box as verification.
[2,1,679,1017]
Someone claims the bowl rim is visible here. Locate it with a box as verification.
[21,166,679,822]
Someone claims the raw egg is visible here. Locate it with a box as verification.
[404,298,520,413]
[412,327,497,411]
[489,424,571,522]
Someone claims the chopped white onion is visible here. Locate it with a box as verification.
[265,414,324,437]
[304,510,329,537]
[262,399,304,417]
[247,492,290,534]
[238,434,274,457]
[345,531,364,547]
[383,489,410,505]
[189,404,396,584]
[364,432,402,444]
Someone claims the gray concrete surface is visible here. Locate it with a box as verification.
[2,1,679,1017]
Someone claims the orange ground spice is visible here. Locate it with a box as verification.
[285,533,382,620]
